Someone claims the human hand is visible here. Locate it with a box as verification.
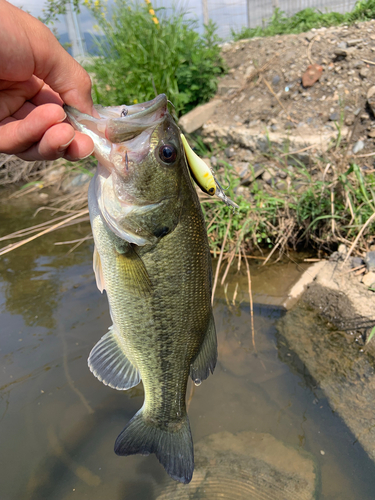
[0,0,96,162]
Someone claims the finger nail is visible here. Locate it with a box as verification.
[56,112,67,124]
[57,136,74,152]
[65,146,95,162]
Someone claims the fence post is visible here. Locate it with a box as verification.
[246,0,251,28]
[202,0,209,25]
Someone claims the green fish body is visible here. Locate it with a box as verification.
[65,95,217,484]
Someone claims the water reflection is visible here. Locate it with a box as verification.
[2,196,375,499]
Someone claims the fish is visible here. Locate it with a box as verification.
[65,94,217,484]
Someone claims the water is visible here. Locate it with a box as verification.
[1,194,375,499]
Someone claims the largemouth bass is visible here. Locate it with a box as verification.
[65,94,217,484]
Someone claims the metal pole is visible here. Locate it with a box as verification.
[247,0,251,28]
[202,0,209,26]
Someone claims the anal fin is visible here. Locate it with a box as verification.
[190,313,217,383]
[88,325,141,390]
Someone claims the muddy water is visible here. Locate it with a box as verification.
[1,195,375,500]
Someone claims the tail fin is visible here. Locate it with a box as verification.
[114,409,194,484]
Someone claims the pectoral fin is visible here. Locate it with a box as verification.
[88,325,141,390]
[190,313,217,382]
[93,245,105,293]
[116,245,152,297]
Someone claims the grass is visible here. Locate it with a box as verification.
[190,133,375,259]
[233,0,375,41]
[84,0,225,116]
[2,131,375,262]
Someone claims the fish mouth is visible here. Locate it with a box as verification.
[64,94,168,143]
[64,94,168,169]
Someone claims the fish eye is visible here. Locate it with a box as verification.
[159,144,177,164]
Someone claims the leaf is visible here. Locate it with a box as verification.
[366,325,375,345]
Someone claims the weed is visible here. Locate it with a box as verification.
[85,0,225,116]
[233,1,375,41]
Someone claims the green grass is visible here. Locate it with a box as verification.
[233,0,375,41]
[84,0,225,116]
[192,136,375,256]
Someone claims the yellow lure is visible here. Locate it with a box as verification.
[180,134,216,196]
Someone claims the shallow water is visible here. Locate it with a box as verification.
[1,196,375,500]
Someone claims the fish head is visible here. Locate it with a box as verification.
[65,95,186,245]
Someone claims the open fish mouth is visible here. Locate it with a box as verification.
[64,94,168,144]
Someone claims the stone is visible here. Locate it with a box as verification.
[338,244,347,255]
[337,41,347,49]
[359,67,370,79]
[302,64,323,87]
[351,256,365,268]
[362,271,375,287]
[365,251,375,272]
[329,112,340,121]
[225,147,235,158]
[272,74,281,86]
[347,38,363,46]
[155,431,317,500]
[334,47,356,57]
[240,164,265,186]
[179,99,222,134]
[352,140,365,154]
[367,86,375,115]
[275,180,287,190]
[367,129,375,138]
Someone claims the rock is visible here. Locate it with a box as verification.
[272,74,281,86]
[275,180,287,190]
[367,85,375,115]
[240,164,265,186]
[367,129,375,138]
[365,251,375,272]
[352,140,365,154]
[362,271,375,287]
[351,256,365,268]
[210,155,217,167]
[179,99,222,134]
[225,147,235,158]
[338,244,347,255]
[155,431,317,500]
[302,64,323,87]
[262,170,273,183]
[347,38,363,46]
[337,41,347,49]
[334,47,356,57]
[359,67,370,79]
[329,112,340,121]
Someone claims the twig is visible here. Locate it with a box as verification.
[232,282,239,305]
[362,59,375,66]
[280,144,317,157]
[262,77,298,123]
[211,216,232,304]
[343,211,375,264]
[0,210,89,256]
[227,53,280,100]
[307,34,318,65]
[331,188,335,236]
[221,248,236,285]
[242,248,257,356]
